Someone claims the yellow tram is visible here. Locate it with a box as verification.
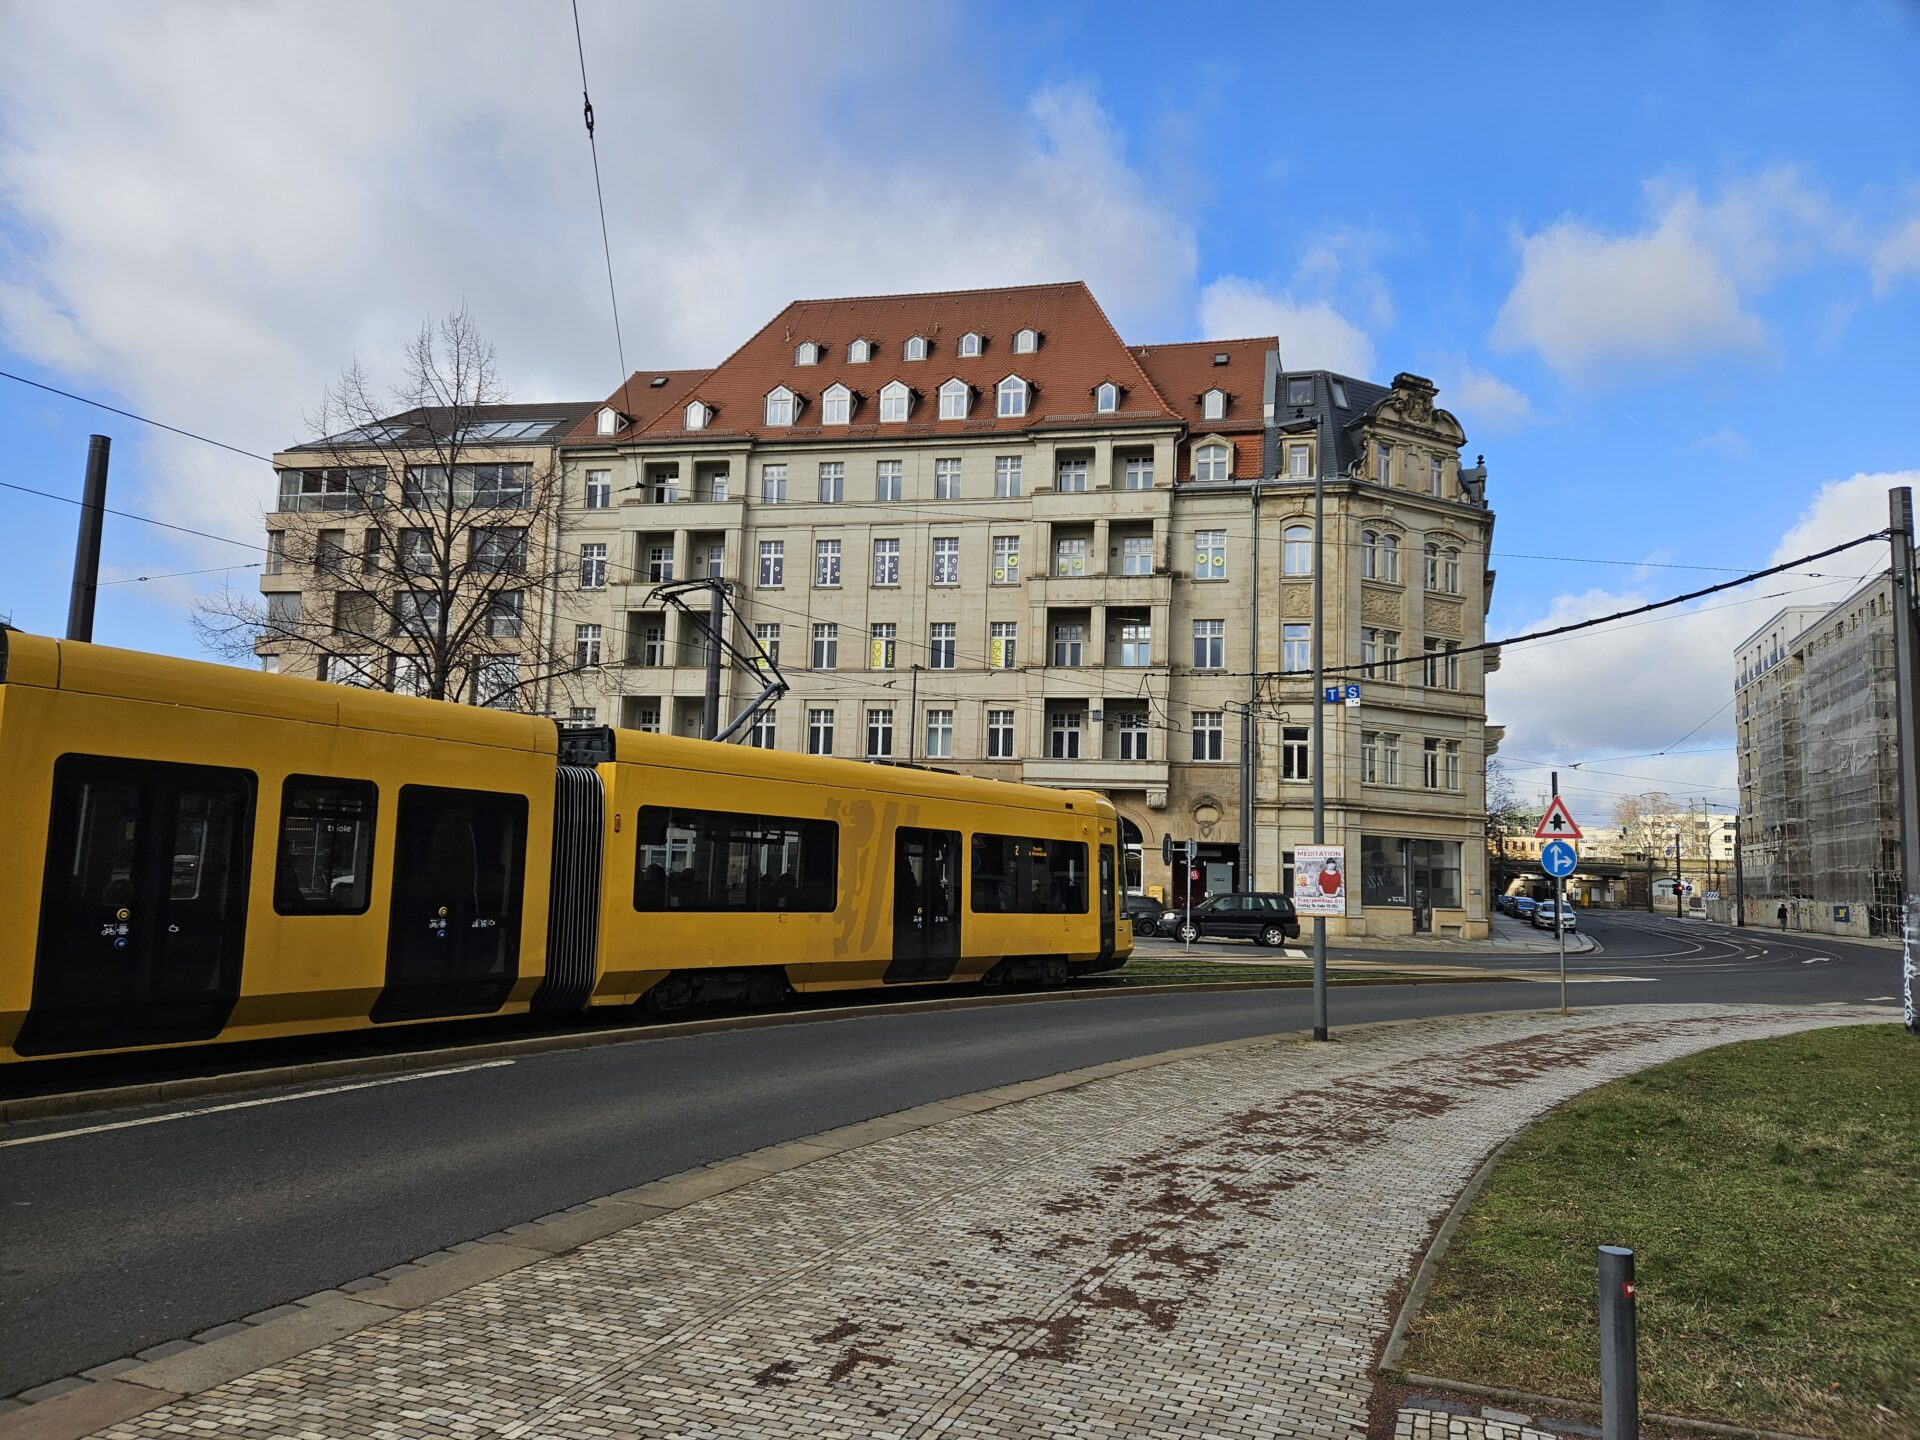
[0,629,1128,1064]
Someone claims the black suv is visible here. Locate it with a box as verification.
[1120,892,1165,937]
[1162,892,1301,947]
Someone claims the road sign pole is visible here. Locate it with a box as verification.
[1553,772,1568,1015]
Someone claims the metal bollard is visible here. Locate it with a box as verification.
[1598,1245,1639,1440]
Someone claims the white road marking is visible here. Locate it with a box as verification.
[1803,957,1832,965]
[1,1059,516,1149]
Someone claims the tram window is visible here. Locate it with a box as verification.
[274,776,377,915]
[633,805,837,913]
[970,834,1089,914]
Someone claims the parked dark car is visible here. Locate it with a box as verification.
[1120,892,1165,937]
[1512,896,1539,919]
[1159,892,1301,948]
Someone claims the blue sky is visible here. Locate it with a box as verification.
[2,0,1917,817]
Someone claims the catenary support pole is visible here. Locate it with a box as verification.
[1733,812,1746,927]
[1598,1246,1640,1440]
[1242,481,1261,888]
[907,663,922,764]
[66,434,111,643]
[1311,465,1328,1040]
[701,580,724,740]
[1554,771,1568,1015]
[1674,828,1683,918]
[1887,487,1920,1035]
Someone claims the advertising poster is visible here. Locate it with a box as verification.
[1293,844,1346,917]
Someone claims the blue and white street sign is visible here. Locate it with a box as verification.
[1539,839,1579,879]
[1322,686,1341,704]
[1343,683,1361,708]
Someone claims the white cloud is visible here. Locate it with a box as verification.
[1488,470,1920,816]
[0,3,1197,582]
[1686,428,1748,459]
[1491,168,1853,378]
[1198,277,1375,376]
[1871,217,1920,295]
[1428,355,1531,432]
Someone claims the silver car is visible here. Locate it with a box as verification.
[1531,901,1577,931]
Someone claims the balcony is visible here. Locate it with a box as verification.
[1030,486,1169,521]
[1030,570,1171,606]
[1021,757,1170,790]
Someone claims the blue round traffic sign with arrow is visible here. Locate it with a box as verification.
[1539,839,1579,879]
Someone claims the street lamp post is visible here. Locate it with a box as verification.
[1311,463,1329,1041]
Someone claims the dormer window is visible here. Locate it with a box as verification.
[822,383,851,426]
[1286,377,1314,407]
[1013,328,1039,354]
[939,378,971,421]
[795,341,820,366]
[683,400,709,431]
[1202,388,1226,421]
[848,338,873,363]
[879,380,911,423]
[1330,378,1348,408]
[1094,382,1119,414]
[1195,442,1230,482]
[997,375,1029,419]
[595,407,621,436]
[904,335,928,361]
[958,332,983,358]
[765,386,795,427]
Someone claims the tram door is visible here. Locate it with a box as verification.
[887,827,961,983]
[1098,844,1117,962]
[20,755,254,1056]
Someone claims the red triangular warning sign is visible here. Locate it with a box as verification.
[1534,796,1583,840]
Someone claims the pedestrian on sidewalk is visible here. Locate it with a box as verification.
[1777,902,1788,931]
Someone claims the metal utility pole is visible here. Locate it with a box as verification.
[1241,481,1263,888]
[66,434,112,642]
[907,663,923,763]
[1646,855,1655,914]
[1733,813,1746,927]
[1674,828,1683,917]
[1887,487,1920,1035]
[1598,1246,1640,1440]
[1311,463,1328,1041]
[1553,771,1568,1016]
[701,580,725,740]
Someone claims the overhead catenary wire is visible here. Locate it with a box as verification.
[0,369,276,464]
[568,0,634,425]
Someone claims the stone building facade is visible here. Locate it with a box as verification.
[556,282,1499,937]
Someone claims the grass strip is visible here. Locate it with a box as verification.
[1398,1024,1918,1438]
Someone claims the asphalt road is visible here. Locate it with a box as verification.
[0,908,1901,1396]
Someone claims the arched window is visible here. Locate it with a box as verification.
[1363,531,1400,582]
[1095,382,1118,413]
[1013,328,1039,353]
[879,380,910,423]
[1202,388,1226,421]
[997,375,1029,419]
[958,332,983,357]
[765,387,795,427]
[821,384,851,426]
[1195,443,1229,482]
[1443,545,1461,594]
[683,400,708,430]
[1380,533,1400,581]
[848,338,872,363]
[595,406,621,436]
[1282,525,1312,575]
[795,341,820,366]
[939,378,970,420]
[904,335,928,361]
[1424,542,1441,591]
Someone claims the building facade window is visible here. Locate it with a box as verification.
[818,462,844,504]
[1052,623,1085,667]
[748,710,777,748]
[796,341,819,365]
[811,623,838,669]
[575,623,603,669]
[925,708,954,759]
[1362,627,1400,677]
[904,335,927,361]
[1375,443,1391,484]
[872,537,900,586]
[1054,537,1087,576]
[1423,638,1460,690]
[807,708,835,755]
[754,622,780,666]
[848,338,872,363]
[1111,707,1148,761]
[1056,457,1088,493]
[1123,455,1153,490]
[766,387,794,426]
[1193,619,1225,669]
[1443,546,1461,594]
[630,618,665,666]
[1195,443,1229,482]
[584,469,611,508]
[1283,623,1311,673]
[580,543,607,589]
[986,708,1015,759]
[1286,443,1311,477]
[929,622,957,668]
[815,539,842,587]
[879,381,910,423]
[934,457,961,499]
[1117,620,1152,667]
[1429,455,1444,495]
[870,622,896,670]
[990,621,1017,668]
[633,702,661,733]
[866,708,893,758]
[1202,388,1225,420]
[1362,530,1400,582]
[997,376,1029,418]
[1191,711,1223,761]
[1281,726,1310,780]
[761,464,788,504]
[995,456,1022,498]
[1361,730,1380,784]
[1423,738,1442,789]
[958,332,982,357]
[875,460,902,501]
[485,591,522,640]
[684,401,708,430]
[1194,529,1225,579]
[1095,382,1118,413]
[1121,536,1153,576]
[992,534,1020,584]
[939,379,969,420]
[931,536,960,585]
[1444,739,1462,791]
[1282,525,1312,575]
[1049,709,1083,758]
[647,544,674,583]
[1014,328,1039,353]
[757,540,783,587]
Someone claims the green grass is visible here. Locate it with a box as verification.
[1399,1025,1920,1438]
[1088,959,1434,987]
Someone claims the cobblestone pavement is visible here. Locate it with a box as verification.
[70,1003,1881,1440]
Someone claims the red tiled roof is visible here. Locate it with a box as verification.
[563,369,712,443]
[1128,338,1273,434]
[624,282,1184,444]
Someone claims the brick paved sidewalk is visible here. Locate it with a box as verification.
[40,1003,1886,1440]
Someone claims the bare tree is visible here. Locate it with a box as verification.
[196,309,587,711]
[1484,758,1533,852]
[1612,790,1684,856]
